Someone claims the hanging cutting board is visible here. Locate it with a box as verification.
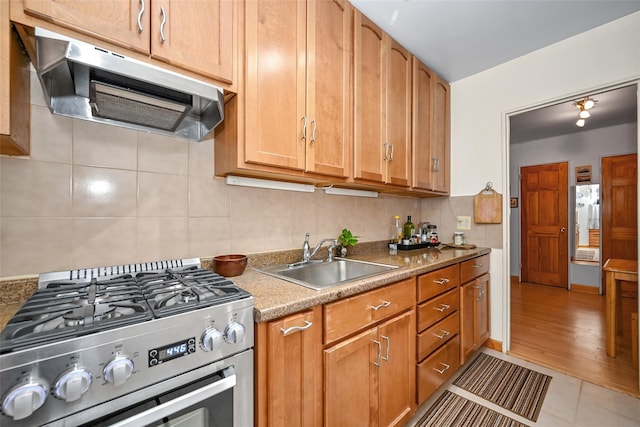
[474,186,502,224]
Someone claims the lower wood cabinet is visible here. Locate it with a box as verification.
[459,254,491,364]
[416,336,460,403]
[460,273,490,364]
[324,309,415,427]
[255,307,323,427]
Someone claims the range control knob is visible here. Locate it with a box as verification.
[103,356,134,387]
[53,368,93,402]
[2,380,48,421]
[201,328,223,352]
[224,321,246,344]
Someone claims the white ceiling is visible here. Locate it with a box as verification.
[349,1,639,144]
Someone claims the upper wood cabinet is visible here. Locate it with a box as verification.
[412,57,450,194]
[353,11,411,188]
[1,7,30,156]
[224,0,350,178]
[19,0,234,82]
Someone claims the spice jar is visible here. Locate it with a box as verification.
[427,224,438,244]
[453,231,465,246]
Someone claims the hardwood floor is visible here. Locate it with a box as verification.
[509,279,639,397]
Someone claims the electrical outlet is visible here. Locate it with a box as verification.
[457,216,471,230]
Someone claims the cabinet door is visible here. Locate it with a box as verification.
[324,328,377,427]
[263,309,322,427]
[353,11,385,184]
[245,0,306,170]
[411,57,434,191]
[460,281,475,363]
[378,311,415,427]
[475,273,490,346]
[151,0,233,82]
[431,75,450,193]
[305,0,351,178]
[23,0,149,52]
[384,37,411,187]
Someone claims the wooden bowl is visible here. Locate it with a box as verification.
[213,254,248,277]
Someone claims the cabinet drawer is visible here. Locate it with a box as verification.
[417,312,459,362]
[416,336,460,405]
[417,264,459,302]
[324,278,415,344]
[460,254,490,283]
[417,288,459,332]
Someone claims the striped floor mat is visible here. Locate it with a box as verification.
[453,353,552,422]
[417,390,528,427]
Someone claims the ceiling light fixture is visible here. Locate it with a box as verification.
[573,96,597,127]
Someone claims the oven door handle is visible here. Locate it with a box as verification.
[109,367,236,427]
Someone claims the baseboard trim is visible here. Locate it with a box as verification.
[571,283,600,294]
[483,338,502,352]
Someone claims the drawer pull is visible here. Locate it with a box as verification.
[433,304,450,312]
[432,330,450,340]
[473,263,484,268]
[433,363,451,375]
[280,321,312,336]
[434,278,450,285]
[373,340,382,366]
[370,301,391,311]
[381,335,390,361]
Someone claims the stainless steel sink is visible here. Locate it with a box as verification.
[256,258,399,290]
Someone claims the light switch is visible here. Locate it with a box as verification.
[457,216,471,230]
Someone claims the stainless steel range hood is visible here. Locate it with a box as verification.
[32,27,224,141]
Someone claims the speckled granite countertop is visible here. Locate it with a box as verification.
[0,243,490,328]
[233,245,490,322]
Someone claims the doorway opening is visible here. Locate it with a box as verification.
[507,83,639,396]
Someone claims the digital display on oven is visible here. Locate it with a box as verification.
[149,337,196,367]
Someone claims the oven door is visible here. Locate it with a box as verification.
[92,368,234,427]
[64,350,252,427]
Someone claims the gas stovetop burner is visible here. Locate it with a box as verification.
[0,259,251,354]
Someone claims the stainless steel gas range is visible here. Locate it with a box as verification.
[0,258,254,427]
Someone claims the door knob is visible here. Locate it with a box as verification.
[560,227,566,232]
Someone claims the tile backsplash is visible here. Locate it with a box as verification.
[0,71,499,278]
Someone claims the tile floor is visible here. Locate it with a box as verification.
[407,348,640,427]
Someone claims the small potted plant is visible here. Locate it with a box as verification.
[337,228,358,257]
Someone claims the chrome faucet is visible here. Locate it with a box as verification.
[294,234,338,267]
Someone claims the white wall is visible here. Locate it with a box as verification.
[449,11,640,348]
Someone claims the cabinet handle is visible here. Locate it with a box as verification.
[432,157,440,172]
[433,362,450,375]
[432,330,450,340]
[473,263,484,269]
[137,0,145,33]
[160,6,167,42]
[310,119,317,143]
[381,335,390,361]
[301,116,307,140]
[434,278,450,285]
[373,340,382,366]
[280,321,312,336]
[432,303,450,312]
[389,143,394,160]
[383,143,390,160]
[370,301,391,311]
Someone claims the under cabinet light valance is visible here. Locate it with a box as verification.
[322,186,378,198]
[225,176,315,193]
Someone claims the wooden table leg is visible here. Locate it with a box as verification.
[605,270,617,357]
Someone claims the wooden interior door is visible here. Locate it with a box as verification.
[601,153,638,291]
[520,162,569,288]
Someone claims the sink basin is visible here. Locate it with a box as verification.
[256,258,399,290]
